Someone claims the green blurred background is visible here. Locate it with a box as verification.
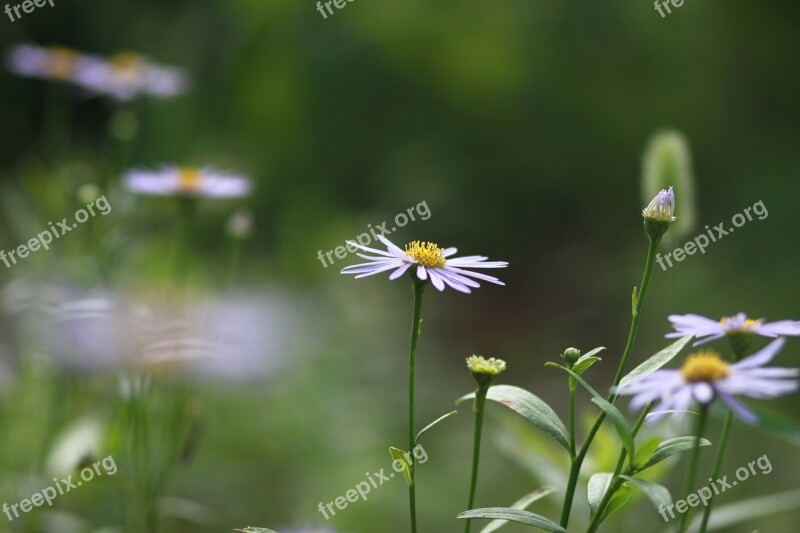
[1,0,799,531]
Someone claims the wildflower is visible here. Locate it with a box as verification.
[466,355,506,376]
[616,338,798,424]
[123,166,252,198]
[642,131,695,241]
[77,51,188,101]
[642,186,675,241]
[6,43,95,83]
[340,235,507,293]
[667,312,800,346]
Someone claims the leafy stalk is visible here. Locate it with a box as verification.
[560,237,660,528]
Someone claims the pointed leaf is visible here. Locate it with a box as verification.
[600,483,631,522]
[588,473,613,517]
[416,410,458,444]
[459,385,570,452]
[641,436,711,470]
[620,475,671,511]
[573,347,604,376]
[479,487,557,533]
[688,488,800,531]
[618,336,693,389]
[631,437,661,469]
[547,364,635,459]
[458,508,566,533]
[389,447,413,485]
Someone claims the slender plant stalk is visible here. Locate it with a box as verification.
[698,341,745,532]
[407,280,426,533]
[586,403,654,532]
[569,384,577,460]
[678,405,709,532]
[464,387,488,533]
[560,237,660,528]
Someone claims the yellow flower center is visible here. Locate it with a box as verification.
[177,168,203,191]
[681,351,730,383]
[47,47,78,79]
[404,241,446,268]
[110,53,144,73]
[720,316,761,334]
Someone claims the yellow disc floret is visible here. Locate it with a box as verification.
[111,52,144,73]
[404,241,446,268]
[177,168,203,192]
[466,355,507,376]
[681,351,730,383]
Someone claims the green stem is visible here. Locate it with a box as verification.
[569,384,577,460]
[464,386,488,533]
[407,280,426,533]
[560,237,660,528]
[698,411,732,533]
[678,405,709,533]
[586,403,654,532]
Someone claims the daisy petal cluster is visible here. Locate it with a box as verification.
[6,44,188,101]
[616,338,798,424]
[340,235,507,293]
[642,186,676,222]
[123,166,252,198]
[667,312,800,346]
[78,52,188,101]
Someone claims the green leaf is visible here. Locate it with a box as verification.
[572,347,605,376]
[479,487,557,533]
[600,483,631,522]
[688,488,800,531]
[234,529,279,533]
[618,336,693,390]
[588,473,613,517]
[631,437,661,469]
[547,364,635,459]
[458,508,566,533]
[389,447,413,485]
[640,436,711,470]
[415,410,458,444]
[620,475,671,511]
[458,385,570,452]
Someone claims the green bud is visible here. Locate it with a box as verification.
[562,347,581,365]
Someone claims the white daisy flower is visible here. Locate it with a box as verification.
[123,166,252,198]
[616,338,798,424]
[76,52,188,101]
[6,43,97,84]
[340,235,507,293]
[667,312,800,346]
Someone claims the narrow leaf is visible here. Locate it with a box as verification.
[631,437,661,469]
[600,483,631,522]
[547,365,635,459]
[688,488,800,531]
[618,336,693,389]
[573,356,602,376]
[588,473,613,517]
[641,436,711,470]
[458,385,570,452]
[235,529,279,533]
[389,447,413,485]
[458,508,566,533]
[620,475,672,511]
[416,410,458,444]
[479,487,557,533]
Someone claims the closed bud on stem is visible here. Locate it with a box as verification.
[466,355,506,389]
[642,186,675,242]
[562,347,581,366]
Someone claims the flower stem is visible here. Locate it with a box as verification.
[407,280,426,533]
[698,411,732,533]
[678,405,709,533]
[464,386,488,533]
[585,403,654,532]
[569,384,577,460]
[560,236,660,528]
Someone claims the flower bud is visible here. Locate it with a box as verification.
[562,347,581,365]
[642,131,695,242]
[466,355,506,388]
[642,186,675,241]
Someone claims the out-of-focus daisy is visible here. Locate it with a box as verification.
[667,312,800,346]
[77,51,188,101]
[6,43,95,83]
[340,235,507,293]
[123,166,252,198]
[616,338,798,424]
